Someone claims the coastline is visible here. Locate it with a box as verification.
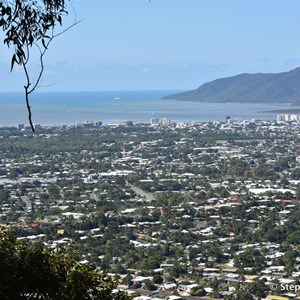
[0,90,294,126]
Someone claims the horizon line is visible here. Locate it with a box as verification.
[0,89,187,93]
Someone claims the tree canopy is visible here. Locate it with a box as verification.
[0,229,130,300]
[0,0,68,70]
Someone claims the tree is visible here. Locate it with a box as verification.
[143,280,156,291]
[247,278,267,298]
[209,278,220,298]
[235,290,254,300]
[153,274,163,284]
[0,229,130,300]
[234,248,266,274]
[0,0,78,131]
[190,287,206,297]
[122,273,133,287]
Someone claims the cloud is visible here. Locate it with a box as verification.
[261,58,271,64]
[142,67,150,74]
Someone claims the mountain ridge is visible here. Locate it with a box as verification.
[163,67,300,104]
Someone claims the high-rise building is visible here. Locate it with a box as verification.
[160,118,171,126]
[125,121,133,126]
[290,114,299,122]
[150,118,159,125]
[277,114,285,122]
[78,120,102,128]
[93,121,102,127]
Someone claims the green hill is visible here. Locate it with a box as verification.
[164,67,300,104]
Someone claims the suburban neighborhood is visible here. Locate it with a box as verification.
[1,118,300,299]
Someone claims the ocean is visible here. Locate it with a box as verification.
[0,90,295,126]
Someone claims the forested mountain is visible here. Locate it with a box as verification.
[164,67,300,104]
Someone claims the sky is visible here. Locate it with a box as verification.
[1,0,300,92]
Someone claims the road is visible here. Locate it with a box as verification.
[126,182,156,202]
[21,195,31,211]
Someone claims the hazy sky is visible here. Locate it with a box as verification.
[1,0,300,91]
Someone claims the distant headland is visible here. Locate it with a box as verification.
[164,67,300,104]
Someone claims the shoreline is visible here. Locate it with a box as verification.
[257,108,300,114]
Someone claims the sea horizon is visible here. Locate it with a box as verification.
[0,90,298,127]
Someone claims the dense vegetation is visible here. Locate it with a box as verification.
[0,229,130,300]
[164,66,300,104]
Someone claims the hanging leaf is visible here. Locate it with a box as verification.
[0,0,76,132]
[10,54,16,72]
[42,38,48,49]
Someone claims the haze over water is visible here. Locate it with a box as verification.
[0,91,295,127]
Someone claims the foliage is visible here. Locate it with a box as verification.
[0,229,130,300]
[0,0,74,131]
[0,0,68,71]
[235,290,254,300]
[190,287,206,297]
[153,274,163,284]
[234,248,266,274]
[143,280,156,291]
[247,279,267,298]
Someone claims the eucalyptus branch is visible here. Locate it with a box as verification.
[38,81,59,88]
[0,0,78,131]
[53,19,82,39]
[28,20,81,94]
[28,40,51,95]
[24,43,30,65]
[22,62,35,132]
